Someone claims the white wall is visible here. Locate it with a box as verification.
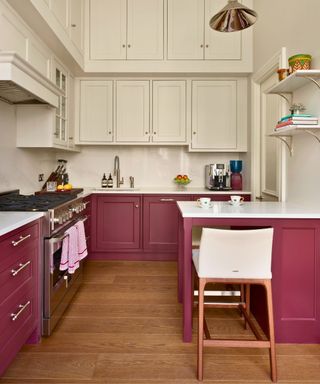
[253,0,320,203]
[57,146,243,189]
[0,101,56,194]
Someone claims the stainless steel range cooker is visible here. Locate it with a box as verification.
[0,190,90,336]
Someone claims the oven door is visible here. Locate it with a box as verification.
[42,224,83,336]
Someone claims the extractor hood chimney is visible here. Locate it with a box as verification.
[0,52,60,107]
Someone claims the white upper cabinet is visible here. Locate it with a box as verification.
[79,81,113,143]
[168,0,241,60]
[191,79,247,152]
[51,0,69,30]
[116,81,150,142]
[89,0,164,60]
[167,0,204,60]
[70,0,84,52]
[152,80,186,142]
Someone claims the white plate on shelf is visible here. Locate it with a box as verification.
[228,200,243,206]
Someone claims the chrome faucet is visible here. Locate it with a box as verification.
[113,155,124,188]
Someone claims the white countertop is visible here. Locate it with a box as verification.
[177,201,320,219]
[86,187,251,195]
[0,212,44,236]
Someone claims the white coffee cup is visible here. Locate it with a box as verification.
[230,195,244,205]
[197,197,211,208]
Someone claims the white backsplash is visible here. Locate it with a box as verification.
[58,146,243,189]
[0,101,56,195]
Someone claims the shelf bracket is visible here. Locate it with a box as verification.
[269,135,293,156]
[278,93,291,103]
[304,129,320,143]
[305,76,320,90]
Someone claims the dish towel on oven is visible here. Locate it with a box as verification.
[59,220,88,274]
[75,220,88,260]
[60,225,80,274]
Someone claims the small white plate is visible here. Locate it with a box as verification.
[228,200,243,206]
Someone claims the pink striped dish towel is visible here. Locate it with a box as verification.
[75,220,88,261]
[59,225,80,274]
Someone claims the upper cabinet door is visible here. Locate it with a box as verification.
[167,0,204,59]
[152,80,186,142]
[89,0,126,59]
[70,0,84,52]
[204,0,241,60]
[116,81,150,142]
[51,0,69,30]
[191,80,237,150]
[127,0,164,60]
[80,81,113,143]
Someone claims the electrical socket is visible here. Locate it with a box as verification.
[38,174,44,182]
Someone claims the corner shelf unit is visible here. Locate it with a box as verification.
[267,70,320,155]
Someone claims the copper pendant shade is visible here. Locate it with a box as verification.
[209,0,257,32]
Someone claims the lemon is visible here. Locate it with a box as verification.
[57,185,64,191]
[64,183,72,190]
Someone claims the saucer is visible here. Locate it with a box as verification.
[197,202,213,209]
[228,200,243,206]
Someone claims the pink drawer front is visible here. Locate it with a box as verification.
[0,280,36,350]
[0,221,39,273]
[0,244,37,303]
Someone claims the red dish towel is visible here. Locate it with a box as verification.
[60,225,80,274]
[75,220,88,261]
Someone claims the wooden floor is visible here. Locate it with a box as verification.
[1,260,320,384]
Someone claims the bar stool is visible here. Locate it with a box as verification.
[193,227,277,382]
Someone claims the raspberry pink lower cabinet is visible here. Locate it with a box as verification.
[91,195,142,255]
[143,195,192,253]
[0,220,40,376]
[90,194,192,260]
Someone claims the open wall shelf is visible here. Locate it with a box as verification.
[267,70,320,155]
[269,126,320,156]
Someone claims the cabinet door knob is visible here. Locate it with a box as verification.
[128,44,131,48]
[108,131,112,134]
[200,44,203,48]
[193,131,196,135]
[122,44,126,48]
[205,44,209,48]
[145,131,149,135]
[71,24,76,27]
[153,131,157,135]
[69,136,73,140]
[135,204,139,208]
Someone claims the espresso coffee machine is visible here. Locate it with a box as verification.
[205,164,231,190]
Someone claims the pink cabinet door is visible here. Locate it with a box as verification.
[94,195,141,251]
[143,195,192,252]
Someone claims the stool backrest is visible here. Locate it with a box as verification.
[197,228,274,279]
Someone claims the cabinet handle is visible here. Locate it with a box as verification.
[11,301,31,321]
[200,44,203,48]
[193,131,196,135]
[11,234,31,247]
[122,44,126,48]
[135,205,139,208]
[108,131,112,134]
[145,131,149,135]
[205,44,209,48]
[69,136,73,140]
[128,44,131,48]
[160,198,175,202]
[11,260,31,277]
[71,24,76,27]
[153,131,157,135]
[256,196,264,200]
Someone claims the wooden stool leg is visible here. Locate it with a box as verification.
[197,278,206,381]
[265,280,277,383]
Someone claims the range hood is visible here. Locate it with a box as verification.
[0,52,60,107]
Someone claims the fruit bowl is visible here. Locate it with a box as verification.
[174,175,191,186]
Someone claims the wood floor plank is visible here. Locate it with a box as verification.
[1,260,320,383]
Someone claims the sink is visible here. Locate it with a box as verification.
[93,187,140,192]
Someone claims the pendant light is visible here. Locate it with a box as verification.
[209,0,257,33]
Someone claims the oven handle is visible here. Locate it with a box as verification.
[49,216,89,244]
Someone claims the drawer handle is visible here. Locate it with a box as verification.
[11,300,31,321]
[160,198,175,202]
[11,260,31,277]
[11,234,31,247]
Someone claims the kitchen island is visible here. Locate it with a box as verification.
[177,201,320,344]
